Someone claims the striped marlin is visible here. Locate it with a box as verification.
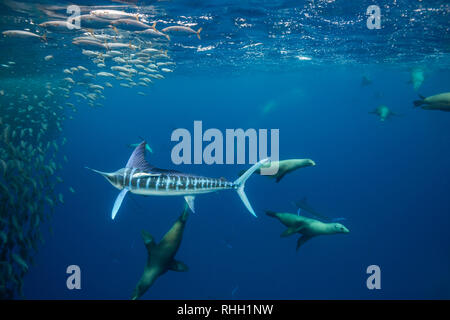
[86,141,269,220]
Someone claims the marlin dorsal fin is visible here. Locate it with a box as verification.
[126,141,154,171]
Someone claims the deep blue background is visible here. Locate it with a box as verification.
[22,67,450,299]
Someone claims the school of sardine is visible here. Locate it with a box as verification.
[0,1,203,298]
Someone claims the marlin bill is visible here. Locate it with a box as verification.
[86,141,269,219]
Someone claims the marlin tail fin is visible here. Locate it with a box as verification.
[233,158,270,217]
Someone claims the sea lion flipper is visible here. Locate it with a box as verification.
[180,203,190,222]
[141,230,156,251]
[265,210,277,218]
[275,170,287,183]
[168,259,189,272]
[296,236,312,251]
[280,226,303,237]
[414,94,426,107]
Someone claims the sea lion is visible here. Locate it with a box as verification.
[361,75,372,86]
[128,142,153,153]
[131,205,189,300]
[293,197,332,221]
[409,68,425,91]
[413,92,450,112]
[265,210,349,251]
[239,159,316,183]
[369,105,399,121]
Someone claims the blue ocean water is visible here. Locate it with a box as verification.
[0,0,449,299]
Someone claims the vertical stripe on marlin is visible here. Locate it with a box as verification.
[146,176,151,189]
[180,176,186,190]
[135,178,140,190]
[158,175,164,190]
[175,176,180,191]
[159,175,167,190]
[129,168,136,189]
[172,176,178,190]
[155,176,160,190]
[123,168,128,186]
[173,176,180,190]
[166,176,171,191]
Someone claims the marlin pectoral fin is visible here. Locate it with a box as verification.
[168,259,189,272]
[184,196,195,213]
[112,188,129,220]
